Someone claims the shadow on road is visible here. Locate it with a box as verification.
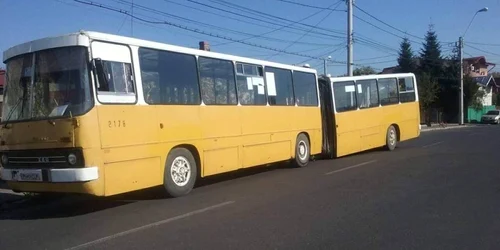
[0,156,373,220]
[0,163,290,220]
[0,195,134,220]
[195,161,289,188]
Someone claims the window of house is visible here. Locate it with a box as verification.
[333,81,357,112]
[198,57,237,105]
[293,71,318,106]
[356,79,379,108]
[398,76,416,103]
[138,48,200,105]
[265,67,294,106]
[378,78,399,105]
[236,63,266,105]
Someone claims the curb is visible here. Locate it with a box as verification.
[421,125,472,132]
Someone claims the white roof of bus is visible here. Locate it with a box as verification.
[328,73,416,82]
[3,30,318,74]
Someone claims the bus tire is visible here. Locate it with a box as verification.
[385,125,397,151]
[292,133,310,167]
[163,148,197,197]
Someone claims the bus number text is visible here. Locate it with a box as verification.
[108,120,126,128]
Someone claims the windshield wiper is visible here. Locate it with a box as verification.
[2,96,26,128]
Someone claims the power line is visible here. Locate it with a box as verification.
[354,14,420,43]
[111,0,337,47]
[467,41,500,47]
[356,55,395,62]
[353,3,424,41]
[207,0,346,36]
[266,0,343,59]
[199,0,401,58]
[355,38,398,55]
[161,0,335,43]
[72,0,349,63]
[275,0,345,11]
[467,45,500,57]
[364,59,397,65]
[296,42,346,65]
[213,0,341,47]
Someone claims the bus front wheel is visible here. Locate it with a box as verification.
[163,148,197,197]
[385,125,397,151]
[292,133,310,167]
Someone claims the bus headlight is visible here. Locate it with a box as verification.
[68,153,77,165]
[1,154,8,166]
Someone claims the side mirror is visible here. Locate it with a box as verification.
[93,58,108,89]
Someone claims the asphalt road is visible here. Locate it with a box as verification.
[1,125,500,250]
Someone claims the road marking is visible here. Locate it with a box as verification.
[422,141,444,148]
[325,160,377,175]
[66,200,235,250]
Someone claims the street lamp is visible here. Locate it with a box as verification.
[459,7,488,125]
[324,55,331,75]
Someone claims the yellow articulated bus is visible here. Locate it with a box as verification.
[0,31,322,197]
[0,31,420,197]
[318,73,420,158]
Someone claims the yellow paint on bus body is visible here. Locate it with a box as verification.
[334,102,420,157]
[3,105,321,196]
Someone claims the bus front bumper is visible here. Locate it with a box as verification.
[0,167,98,183]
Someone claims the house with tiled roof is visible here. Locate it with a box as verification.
[381,56,495,77]
[471,75,498,106]
[464,56,495,77]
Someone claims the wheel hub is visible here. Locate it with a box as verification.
[171,156,191,187]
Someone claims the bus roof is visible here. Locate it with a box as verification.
[328,73,416,82]
[3,30,318,74]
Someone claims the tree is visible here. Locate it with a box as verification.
[397,37,416,73]
[463,76,482,111]
[418,72,439,126]
[419,24,443,78]
[353,66,377,76]
[436,46,460,122]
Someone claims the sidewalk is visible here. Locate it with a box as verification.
[420,123,472,132]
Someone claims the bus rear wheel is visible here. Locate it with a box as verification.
[292,133,310,167]
[385,125,397,151]
[163,148,197,197]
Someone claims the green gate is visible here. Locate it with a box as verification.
[467,105,496,123]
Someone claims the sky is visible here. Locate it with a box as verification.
[1,0,500,76]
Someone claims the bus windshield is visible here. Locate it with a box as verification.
[2,46,93,123]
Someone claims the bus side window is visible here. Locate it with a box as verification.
[235,63,266,105]
[91,41,136,104]
[356,79,379,109]
[138,48,200,105]
[264,67,294,106]
[333,81,357,112]
[378,78,399,105]
[398,77,416,102]
[97,61,134,94]
[293,71,318,106]
[198,57,237,105]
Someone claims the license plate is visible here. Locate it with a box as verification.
[11,169,43,182]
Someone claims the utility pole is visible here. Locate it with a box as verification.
[347,0,353,76]
[459,36,464,125]
[324,59,327,76]
[324,56,331,76]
